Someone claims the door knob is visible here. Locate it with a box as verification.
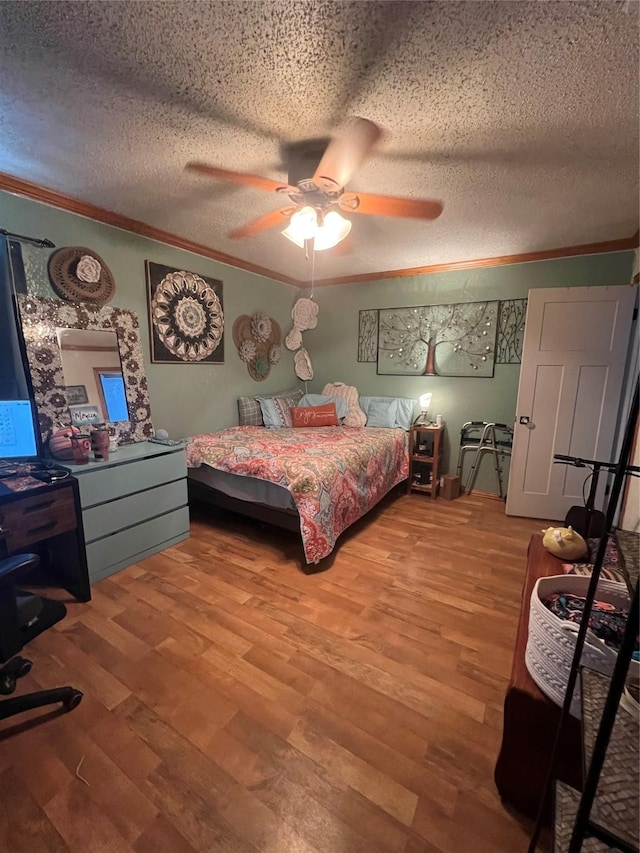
[519,416,533,428]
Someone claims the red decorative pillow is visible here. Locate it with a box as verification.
[291,403,339,427]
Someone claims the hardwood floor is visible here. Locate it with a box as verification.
[0,491,552,852]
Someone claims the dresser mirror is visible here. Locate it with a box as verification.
[56,328,128,428]
[17,295,153,444]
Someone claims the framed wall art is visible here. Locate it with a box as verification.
[496,298,527,364]
[65,384,88,405]
[358,309,378,362]
[145,261,224,364]
[377,300,499,377]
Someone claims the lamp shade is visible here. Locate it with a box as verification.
[282,208,351,251]
[313,211,351,251]
[282,206,318,247]
[419,392,432,411]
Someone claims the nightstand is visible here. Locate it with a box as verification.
[407,424,445,498]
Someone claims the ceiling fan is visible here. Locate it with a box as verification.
[186,118,444,251]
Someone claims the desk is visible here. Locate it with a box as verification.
[494,534,582,820]
[0,476,90,602]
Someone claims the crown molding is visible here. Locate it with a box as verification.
[1,171,637,289]
[0,172,300,287]
[310,233,640,286]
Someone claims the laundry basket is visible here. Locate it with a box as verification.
[525,574,637,718]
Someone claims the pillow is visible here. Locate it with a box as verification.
[321,382,366,427]
[291,403,339,428]
[298,393,349,420]
[255,396,294,428]
[237,396,263,426]
[365,398,398,428]
[360,396,417,430]
[238,387,303,426]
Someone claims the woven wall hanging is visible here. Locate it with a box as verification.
[233,312,282,381]
[48,247,116,305]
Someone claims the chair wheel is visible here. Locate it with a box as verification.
[17,659,32,678]
[0,675,16,695]
[63,690,83,712]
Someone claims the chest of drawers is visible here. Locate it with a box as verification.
[66,442,189,583]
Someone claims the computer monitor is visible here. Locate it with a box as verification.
[0,399,40,461]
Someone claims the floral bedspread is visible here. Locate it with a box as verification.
[186,426,409,563]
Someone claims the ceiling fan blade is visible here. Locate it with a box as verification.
[227,207,295,240]
[313,117,382,191]
[341,191,443,221]
[186,162,294,194]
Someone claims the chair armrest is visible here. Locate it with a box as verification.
[0,553,40,586]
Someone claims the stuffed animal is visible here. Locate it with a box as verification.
[541,525,588,561]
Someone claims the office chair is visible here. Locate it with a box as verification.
[0,553,83,721]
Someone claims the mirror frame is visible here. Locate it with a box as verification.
[17,295,154,444]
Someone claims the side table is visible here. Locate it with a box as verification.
[407,424,445,498]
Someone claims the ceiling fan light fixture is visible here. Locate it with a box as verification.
[312,211,351,251]
[282,207,351,251]
[285,205,318,242]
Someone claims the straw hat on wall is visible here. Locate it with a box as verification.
[48,247,116,305]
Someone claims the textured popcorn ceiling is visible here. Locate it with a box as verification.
[0,0,638,283]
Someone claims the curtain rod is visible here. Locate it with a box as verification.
[0,228,55,248]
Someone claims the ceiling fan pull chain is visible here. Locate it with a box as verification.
[310,243,316,298]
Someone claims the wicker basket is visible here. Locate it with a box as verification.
[526,574,638,718]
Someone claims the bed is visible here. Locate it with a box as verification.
[185,424,409,563]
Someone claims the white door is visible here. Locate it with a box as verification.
[506,285,636,520]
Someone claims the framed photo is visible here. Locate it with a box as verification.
[145,261,224,364]
[65,384,88,405]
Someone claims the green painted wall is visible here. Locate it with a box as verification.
[1,190,299,438]
[2,187,635,494]
[304,251,635,490]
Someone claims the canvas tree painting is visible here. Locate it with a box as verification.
[377,300,498,377]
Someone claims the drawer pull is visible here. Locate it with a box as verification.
[27,521,58,537]
[24,500,55,514]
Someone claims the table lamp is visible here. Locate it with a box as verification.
[417,393,432,425]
